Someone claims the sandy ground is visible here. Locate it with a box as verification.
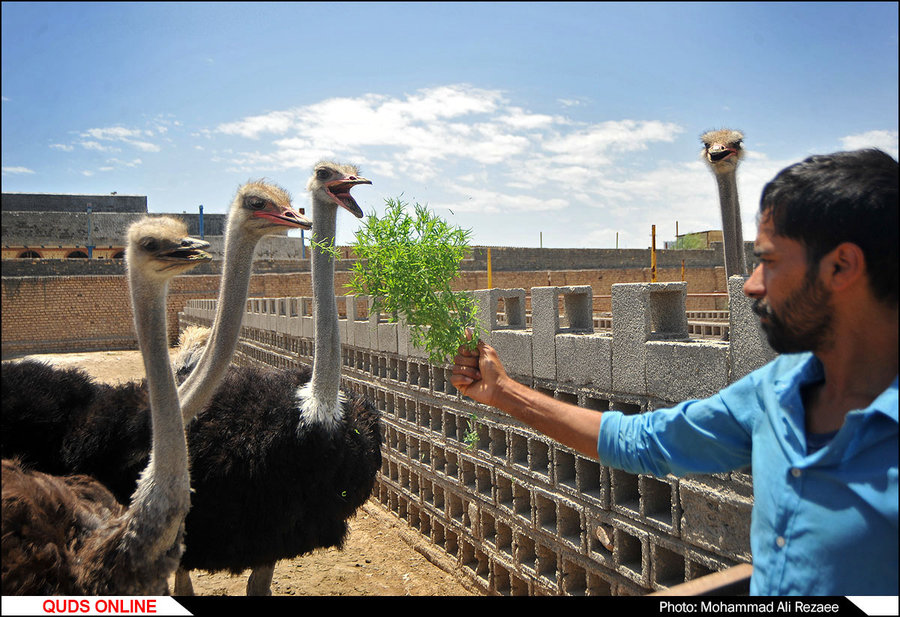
[7,349,478,597]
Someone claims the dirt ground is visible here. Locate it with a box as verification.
[8,349,478,597]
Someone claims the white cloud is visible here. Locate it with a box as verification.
[68,125,163,153]
[49,143,74,152]
[205,84,771,245]
[2,166,35,175]
[840,130,899,159]
[216,109,298,139]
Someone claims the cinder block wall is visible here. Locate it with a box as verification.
[179,277,775,596]
[1,262,730,359]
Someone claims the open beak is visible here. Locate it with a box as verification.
[706,143,738,163]
[253,206,313,230]
[326,175,372,218]
[157,237,212,270]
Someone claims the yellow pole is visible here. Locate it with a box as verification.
[487,247,493,289]
[651,225,657,282]
[681,258,685,281]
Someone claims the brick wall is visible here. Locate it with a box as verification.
[1,272,314,358]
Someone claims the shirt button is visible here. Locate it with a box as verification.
[776,536,786,548]
[791,468,802,478]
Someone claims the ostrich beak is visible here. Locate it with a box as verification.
[706,143,738,163]
[156,236,212,271]
[165,237,212,261]
[253,206,313,230]
[326,175,372,218]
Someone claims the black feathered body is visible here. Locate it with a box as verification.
[180,365,381,571]
[1,361,152,501]
[1,360,382,576]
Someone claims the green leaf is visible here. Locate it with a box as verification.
[348,197,482,364]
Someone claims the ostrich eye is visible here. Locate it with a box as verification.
[141,238,159,252]
[316,169,330,181]
[246,198,267,210]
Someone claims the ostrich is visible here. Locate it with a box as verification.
[171,161,381,595]
[701,128,748,278]
[1,181,311,499]
[177,180,311,421]
[1,217,210,594]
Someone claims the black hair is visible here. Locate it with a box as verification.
[759,148,898,305]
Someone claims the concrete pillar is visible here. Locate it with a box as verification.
[531,286,593,382]
[474,288,532,380]
[612,282,688,396]
[727,275,776,382]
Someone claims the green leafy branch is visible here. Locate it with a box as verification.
[348,197,482,365]
[309,233,341,260]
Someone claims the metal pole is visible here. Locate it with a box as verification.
[199,205,204,239]
[86,205,93,259]
[487,247,493,289]
[651,225,657,282]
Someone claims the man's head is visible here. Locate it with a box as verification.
[758,148,898,305]
[745,149,898,353]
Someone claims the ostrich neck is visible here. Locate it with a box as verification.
[715,170,748,279]
[177,222,258,421]
[309,200,342,409]
[125,271,189,560]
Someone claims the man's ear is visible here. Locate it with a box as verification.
[819,242,865,291]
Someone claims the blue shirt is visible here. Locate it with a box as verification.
[597,352,898,596]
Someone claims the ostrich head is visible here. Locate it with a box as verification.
[701,129,745,176]
[229,180,312,237]
[125,216,212,282]
[305,161,371,219]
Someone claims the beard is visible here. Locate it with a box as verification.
[752,267,834,354]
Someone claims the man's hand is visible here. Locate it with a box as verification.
[450,330,507,408]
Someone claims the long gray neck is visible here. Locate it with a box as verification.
[309,200,342,409]
[124,271,190,563]
[177,217,258,421]
[716,170,748,279]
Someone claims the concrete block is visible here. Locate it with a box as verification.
[300,315,314,339]
[491,329,533,381]
[341,295,356,345]
[612,282,688,395]
[396,314,410,357]
[646,340,728,402]
[377,321,399,354]
[531,287,560,381]
[727,275,776,383]
[287,314,301,337]
[679,478,752,561]
[473,288,526,347]
[530,285,593,382]
[350,295,372,349]
[555,332,612,390]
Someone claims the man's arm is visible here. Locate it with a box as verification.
[451,336,603,459]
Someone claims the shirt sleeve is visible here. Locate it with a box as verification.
[596,372,759,477]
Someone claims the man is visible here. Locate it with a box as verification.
[451,149,898,595]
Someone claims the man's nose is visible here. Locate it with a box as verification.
[743,263,765,298]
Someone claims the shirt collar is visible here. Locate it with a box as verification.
[774,353,898,423]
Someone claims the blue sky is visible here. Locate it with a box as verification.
[2,2,897,249]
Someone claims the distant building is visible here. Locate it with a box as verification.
[664,229,724,251]
[1,192,225,260]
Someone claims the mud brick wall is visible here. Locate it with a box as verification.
[178,276,775,596]
[0,272,315,358]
